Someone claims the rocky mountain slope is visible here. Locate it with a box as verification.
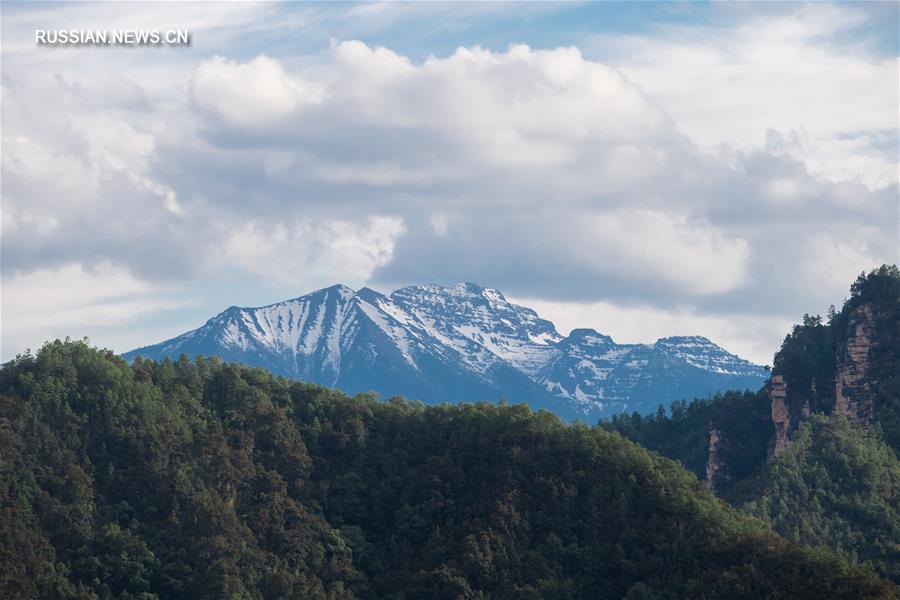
[765,265,900,458]
[125,283,767,419]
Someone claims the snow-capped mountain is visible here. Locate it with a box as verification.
[124,283,768,420]
[540,331,766,416]
[390,283,562,376]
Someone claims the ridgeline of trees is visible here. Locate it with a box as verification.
[739,415,900,582]
[601,390,772,490]
[1,340,894,599]
[604,266,900,584]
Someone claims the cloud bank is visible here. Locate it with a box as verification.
[1,3,897,363]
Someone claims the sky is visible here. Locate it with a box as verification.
[1,1,898,365]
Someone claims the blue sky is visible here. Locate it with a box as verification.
[1,1,898,364]
[166,2,900,62]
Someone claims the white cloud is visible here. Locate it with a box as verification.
[597,4,899,188]
[220,216,406,287]
[572,210,750,295]
[1,72,190,276]
[192,55,325,129]
[430,213,450,237]
[0,263,190,359]
[181,43,754,301]
[802,233,880,302]
[1,2,896,364]
[189,42,677,179]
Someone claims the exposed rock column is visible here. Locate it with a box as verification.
[706,428,727,491]
[835,304,875,426]
[769,374,790,457]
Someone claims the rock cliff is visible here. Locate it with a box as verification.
[764,296,883,457]
[834,304,875,426]
[705,427,728,491]
[768,375,791,457]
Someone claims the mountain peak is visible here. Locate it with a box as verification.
[655,335,713,346]
[393,282,490,298]
[566,328,615,345]
[124,282,768,420]
[452,281,485,293]
[323,283,356,298]
[355,286,387,301]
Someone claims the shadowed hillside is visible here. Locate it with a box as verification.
[1,340,893,599]
[604,265,900,583]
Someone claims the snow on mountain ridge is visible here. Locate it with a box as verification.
[124,283,769,419]
[652,335,763,376]
[390,283,563,377]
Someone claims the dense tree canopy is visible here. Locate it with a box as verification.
[1,340,893,598]
[601,390,772,491]
[604,265,900,584]
[739,416,900,582]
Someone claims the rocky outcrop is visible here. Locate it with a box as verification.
[708,268,898,485]
[803,380,814,418]
[769,375,791,457]
[835,304,875,426]
[765,302,877,459]
[705,428,728,491]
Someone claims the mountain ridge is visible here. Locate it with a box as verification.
[124,282,768,419]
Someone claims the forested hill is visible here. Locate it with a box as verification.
[603,265,900,583]
[1,341,894,599]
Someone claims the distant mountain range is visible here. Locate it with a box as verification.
[124,283,767,420]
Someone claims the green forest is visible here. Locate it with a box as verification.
[1,339,894,599]
[605,399,900,584]
[2,266,898,598]
[605,266,900,586]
